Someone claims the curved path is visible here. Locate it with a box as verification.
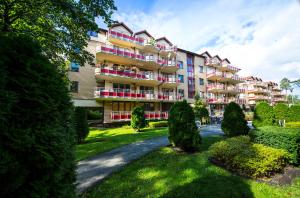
[76,126,224,193]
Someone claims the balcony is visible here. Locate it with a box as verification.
[247,88,268,94]
[160,60,179,73]
[160,77,179,88]
[207,72,244,84]
[207,98,228,104]
[272,87,281,91]
[143,42,159,53]
[219,64,241,73]
[108,30,144,49]
[158,45,177,58]
[249,82,267,88]
[248,95,270,101]
[272,92,285,96]
[144,56,161,69]
[110,111,169,122]
[95,68,161,86]
[207,84,224,93]
[94,88,183,102]
[273,98,286,103]
[205,59,221,67]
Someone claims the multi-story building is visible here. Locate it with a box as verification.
[68,22,211,123]
[201,51,245,118]
[240,76,286,109]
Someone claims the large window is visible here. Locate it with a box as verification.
[70,81,79,93]
[199,78,204,85]
[70,62,79,72]
[140,86,154,94]
[178,74,184,83]
[178,89,184,98]
[178,61,183,69]
[113,83,130,92]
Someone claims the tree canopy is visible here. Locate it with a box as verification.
[0,0,117,68]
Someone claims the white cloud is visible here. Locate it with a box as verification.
[109,0,300,95]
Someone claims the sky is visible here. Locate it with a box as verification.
[97,0,300,96]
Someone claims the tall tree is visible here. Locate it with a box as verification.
[280,77,292,101]
[0,0,117,68]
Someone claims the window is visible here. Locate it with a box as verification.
[113,83,130,92]
[178,89,184,98]
[70,81,79,93]
[199,66,204,73]
[142,103,154,111]
[70,62,79,72]
[178,61,183,69]
[199,78,204,85]
[88,31,98,37]
[178,74,184,83]
[140,86,154,94]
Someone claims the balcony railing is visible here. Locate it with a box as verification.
[221,64,241,72]
[247,88,268,93]
[94,88,183,101]
[109,30,144,46]
[207,84,225,90]
[111,111,169,121]
[96,45,145,61]
[205,59,221,66]
[248,95,270,100]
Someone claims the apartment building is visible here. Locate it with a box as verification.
[201,51,245,118]
[68,22,210,123]
[240,76,286,109]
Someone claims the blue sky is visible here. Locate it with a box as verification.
[98,0,300,96]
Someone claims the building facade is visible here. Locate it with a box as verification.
[68,22,285,123]
[240,76,286,109]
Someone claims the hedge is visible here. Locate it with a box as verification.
[209,136,290,178]
[74,107,89,143]
[249,126,300,164]
[290,105,300,122]
[285,122,300,128]
[253,102,275,127]
[149,121,168,128]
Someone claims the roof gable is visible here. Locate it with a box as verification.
[156,37,173,46]
[134,30,153,38]
[109,22,133,34]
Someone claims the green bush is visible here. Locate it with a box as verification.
[149,121,168,128]
[209,136,290,178]
[0,34,75,197]
[221,102,249,137]
[87,109,102,120]
[74,107,89,143]
[194,100,209,121]
[168,100,201,151]
[253,102,275,127]
[290,105,300,121]
[131,106,147,132]
[249,126,300,164]
[285,122,300,128]
[274,103,290,123]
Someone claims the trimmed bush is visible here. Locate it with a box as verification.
[87,109,102,120]
[168,100,201,151]
[249,126,300,164]
[209,136,290,178]
[74,107,89,143]
[0,34,75,197]
[290,105,300,122]
[253,102,275,127]
[274,103,290,123]
[149,121,168,128]
[221,102,249,137]
[285,122,300,128]
[131,106,147,132]
[194,100,209,122]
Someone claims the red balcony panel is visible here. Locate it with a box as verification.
[130,73,136,78]
[112,115,120,120]
[130,53,136,59]
[150,113,155,118]
[101,91,109,96]
[128,114,131,119]
[116,32,122,38]
[141,74,146,79]
[136,93,141,98]
[116,50,123,56]
[110,30,117,36]
[121,114,127,119]
[118,92,124,97]
[124,51,131,57]
[145,114,150,119]
[155,114,160,118]
[131,93,136,98]
[109,48,116,53]
[125,92,131,97]
[123,72,130,77]
[158,95,163,99]
[141,94,146,98]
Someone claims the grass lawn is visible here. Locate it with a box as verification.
[76,127,168,161]
[81,136,300,198]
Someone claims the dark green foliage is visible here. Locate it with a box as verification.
[209,136,290,178]
[249,126,300,164]
[74,107,89,143]
[274,103,290,122]
[149,121,168,128]
[168,100,201,151]
[0,34,75,197]
[87,109,102,120]
[290,105,300,121]
[221,102,249,137]
[0,0,117,67]
[131,106,147,132]
[253,102,275,127]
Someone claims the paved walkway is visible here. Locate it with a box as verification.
[76,126,224,193]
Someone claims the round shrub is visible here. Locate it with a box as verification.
[74,107,89,143]
[131,106,147,132]
[168,100,201,151]
[274,103,290,123]
[253,102,275,127]
[0,34,75,197]
[221,102,249,137]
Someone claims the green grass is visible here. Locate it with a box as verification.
[76,127,168,161]
[82,136,300,198]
